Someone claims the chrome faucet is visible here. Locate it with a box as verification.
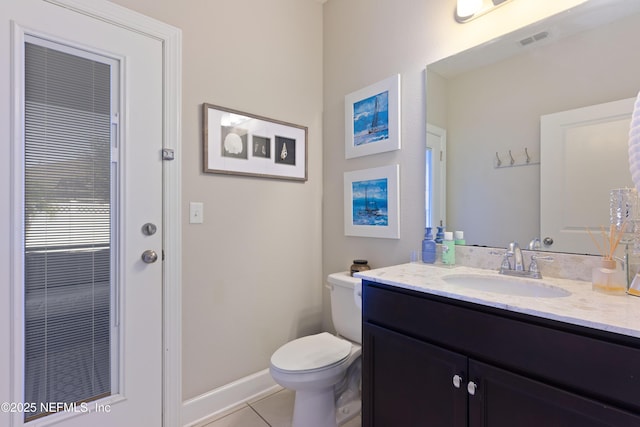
[528,238,542,250]
[495,241,553,279]
[509,242,525,272]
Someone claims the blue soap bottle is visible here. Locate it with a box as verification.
[435,225,445,244]
[422,227,436,264]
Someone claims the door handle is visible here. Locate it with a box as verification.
[141,249,158,264]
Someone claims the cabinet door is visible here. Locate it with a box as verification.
[363,323,467,427]
[468,360,640,427]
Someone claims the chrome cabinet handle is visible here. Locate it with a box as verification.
[452,374,463,389]
[141,249,158,264]
[467,381,478,396]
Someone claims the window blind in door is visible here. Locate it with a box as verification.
[24,41,112,420]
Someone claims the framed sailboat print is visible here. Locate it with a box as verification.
[203,103,308,181]
[344,74,401,159]
[344,165,400,239]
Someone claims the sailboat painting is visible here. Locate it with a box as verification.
[352,178,388,226]
[344,165,400,239]
[344,74,401,159]
[353,90,389,147]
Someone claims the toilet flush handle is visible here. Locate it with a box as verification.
[353,282,362,309]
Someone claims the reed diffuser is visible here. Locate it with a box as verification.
[587,223,626,263]
[588,224,627,295]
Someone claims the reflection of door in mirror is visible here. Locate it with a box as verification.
[541,97,635,255]
[426,124,446,228]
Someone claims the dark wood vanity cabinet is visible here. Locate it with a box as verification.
[362,281,640,426]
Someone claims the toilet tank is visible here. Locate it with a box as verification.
[327,272,362,344]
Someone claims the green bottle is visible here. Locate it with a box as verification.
[442,231,456,265]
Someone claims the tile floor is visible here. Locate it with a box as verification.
[201,388,361,427]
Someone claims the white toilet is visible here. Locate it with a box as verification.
[269,272,362,427]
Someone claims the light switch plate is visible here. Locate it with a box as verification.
[189,202,204,224]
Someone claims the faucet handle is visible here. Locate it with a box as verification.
[490,250,511,272]
[531,254,553,262]
[529,254,553,278]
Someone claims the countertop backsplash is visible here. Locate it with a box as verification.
[453,245,606,283]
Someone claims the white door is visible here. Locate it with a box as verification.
[0,1,163,426]
[540,98,635,254]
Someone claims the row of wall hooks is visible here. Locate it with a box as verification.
[494,147,540,169]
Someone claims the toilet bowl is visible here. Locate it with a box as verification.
[269,272,362,427]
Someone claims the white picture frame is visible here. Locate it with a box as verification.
[203,103,308,181]
[344,164,400,239]
[344,74,401,159]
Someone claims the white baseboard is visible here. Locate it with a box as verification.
[182,369,280,427]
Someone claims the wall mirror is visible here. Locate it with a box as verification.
[426,0,640,255]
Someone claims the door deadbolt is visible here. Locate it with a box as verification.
[141,250,158,264]
[142,223,157,236]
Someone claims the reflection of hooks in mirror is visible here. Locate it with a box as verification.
[494,147,539,169]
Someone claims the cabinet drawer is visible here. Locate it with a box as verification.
[363,281,640,413]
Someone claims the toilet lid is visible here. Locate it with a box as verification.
[271,332,352,372]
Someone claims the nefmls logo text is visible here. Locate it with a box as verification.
[41,402,90,413]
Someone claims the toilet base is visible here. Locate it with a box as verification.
[292,387,338,427]
[336,398,361,425]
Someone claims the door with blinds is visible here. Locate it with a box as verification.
[1,1,164,426]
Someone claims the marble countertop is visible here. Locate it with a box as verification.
[356,263,640,339]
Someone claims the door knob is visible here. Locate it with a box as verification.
[141,249,158,264]
[543,237,554,246]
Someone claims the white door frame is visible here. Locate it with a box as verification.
[42,1,183,425]
[426,123,447,229]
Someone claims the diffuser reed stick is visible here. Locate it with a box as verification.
[587,222,627,260]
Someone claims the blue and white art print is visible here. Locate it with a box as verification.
[344,165,400,239]
[352,177,389,227]
[345,74,401,159]
[353,91,389,147]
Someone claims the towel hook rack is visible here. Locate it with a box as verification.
[494,148,539,169]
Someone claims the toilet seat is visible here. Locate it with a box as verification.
[270,332,352,374]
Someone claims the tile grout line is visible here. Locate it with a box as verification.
[247,402,272,427]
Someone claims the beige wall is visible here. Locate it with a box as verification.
[109,0,324,400]
[321,0,586,330]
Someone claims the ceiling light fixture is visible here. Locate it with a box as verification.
[455,0,514,23]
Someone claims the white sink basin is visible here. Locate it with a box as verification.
[441,273,571,298]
